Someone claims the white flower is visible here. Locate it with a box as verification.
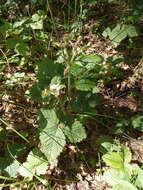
[49,83,64,97]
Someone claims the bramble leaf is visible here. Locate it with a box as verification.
[65,120,87,143]
[102,24,138,47]
[19,149,48,179]
[39,109,66,162]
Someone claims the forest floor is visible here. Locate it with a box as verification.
[0,2,143,190]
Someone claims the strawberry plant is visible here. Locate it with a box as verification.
[30,47,104,166]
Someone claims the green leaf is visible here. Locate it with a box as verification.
[102,24,138,47]
[39,109,66,162]
[38,108,59,127]
[122,146,132,163]
[75,54,104,69]
[102,152,124,169]
[37,58,63,85]
[0,127,6,142]
[103,146,132,169]
[96,136,114,153]
[131,115,143,131]
[110,24,127,47]
[113,182,137,190]
[104,168,137,190]
[6,37,29,56]
[29,11,46,30]
[6,37,23,49]
[0,144,26,177]
[19,149,48,179]
[65,120,87,143]
[71,54,104,78]
[102,27,111,38]
[0,22,12,37]
[75,79,96,91]
[103,168,126,185]
[134,166,143,188]
[4,160,20,178]
[15,42,29,56]
[127,25,138,37]
[0,158,20,178]
[6,144,26,158]
[30,20,43,30]
[71,64,86,77]
[13,17,29,28]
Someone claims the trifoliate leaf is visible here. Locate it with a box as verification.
[19,149,48,179]
[39,109,66,162]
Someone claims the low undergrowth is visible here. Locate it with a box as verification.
[0,0,143,189]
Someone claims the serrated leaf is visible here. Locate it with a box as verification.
[71,64,86,77]
[75,54,104,69]
[102,27,111,38]
[0,144,27,177]
[37,58,63,85]
[66,120,87,143]
[19,149,48,179]
[131,115,143,131]
[75,79,96,91]
[38,108,59,127]
[103,24,138,47]
[4,160,20,178]
[39,109,66,162]
[0,158,20,178]
[127,25,138,37]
